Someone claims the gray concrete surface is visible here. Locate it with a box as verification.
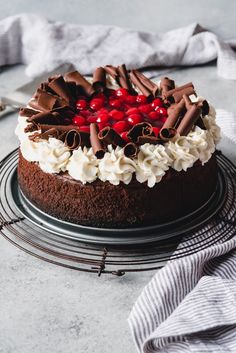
[0,2,236,353]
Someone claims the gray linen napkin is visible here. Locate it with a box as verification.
[0,14,236,79]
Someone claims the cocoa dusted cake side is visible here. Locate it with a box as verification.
[18,151,218,228]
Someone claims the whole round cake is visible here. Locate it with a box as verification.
[15,65,220,228]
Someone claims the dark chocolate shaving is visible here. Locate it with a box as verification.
[133,70,159,97]
[201,100,210,116]
[127,122,154,143]
[64,129,90,149]
[163,99,186,132]
[130,70,152,98]
[160,77,175,96]
[163,82,196,103]
[196,117,206,130]
[27,111,61,125]
[39,124,77,134]
[177,104,202,136]
[137,136,161,145]
[104,65,118,79]
[92,67,106,92]
[19,107,40,117]
[48,75,75,105]
[159,128,177,141]
[24,123,38,133]
[40,128,60,140]
[117,64,134,93]
[64,71,95,96]
[123,143,138,158]
[29,90,64,112]
[90,123,105,159]
[98,127,126,148]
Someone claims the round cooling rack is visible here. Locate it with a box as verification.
[0,149,235,276]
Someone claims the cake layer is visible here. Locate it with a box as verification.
[18,152,218,228]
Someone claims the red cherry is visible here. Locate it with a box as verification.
[96,114,109,124]
[127,113,142,125]
[115,88,128,98]
[126,107,139,116]
[136,95,147,104]
[76,99,87,110]
[113,120,129,133]
[79,125,90,133]
[120,131,130,142]
[94,92,106,100]
[98,122,111,131]
[152,127,161,136]
[109,98,122,109]
[109,109,125,121]
[90,98,104,110]
[156,107,168,117]
[138,104,152,114]
[73,115,86,126]
[125,95,137,105]
[87,115,97,123]
[108,89,116,97]
[151,98,164,110]
[79,110,90,118]
[148,111,161,121]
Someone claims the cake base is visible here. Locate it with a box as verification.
[17,152,219,228]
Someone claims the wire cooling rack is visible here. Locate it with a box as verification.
[0,149,235,276]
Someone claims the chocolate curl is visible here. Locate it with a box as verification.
[164,82,196,103]
[134,70,159,97]
[196,117,206,130]
[92,67,106,92]
[98,127,126,148]
[117,64,134,93]
[64,130,90,149]
[39,124,78,134]
[183,94,193,110]
[29,91,61,112]
[177,104,202,136]
[90,123,105,159]
[137,135,161,145]
[29,127,60,141]
[48,75,74,105]
[201,100,210,116]
[163,99,186,131]
[64,71,95,96]
[159,128,177,141]
[24,123,38,133]
[160,77,175,97]
[27,111,61,125]
[104,65,118,79]
[19,107,40,117]
[130,70,152,98]
[127,122,154,143]
[124,143,138,158]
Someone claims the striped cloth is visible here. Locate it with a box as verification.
[128,110,236,353]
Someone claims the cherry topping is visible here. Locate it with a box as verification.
[125,95,137,105]
[87,116,97,123]
[151,98,164,110]
[126,107,139,116]
[138,104,152,114]
[79,125,90,133]
[96,113,109,124]
[120,131,130,142]
[115,88,129,98]
[156,107,168,117]
[152,127,161,136]
[73,115,86,126]
[109,98,122,109]
[90,98,104,110]
[148,111,161,121]
[109,109,125,121]
[76,99,87,110]
[127,113,143,125]
[136,95,147,104]
[113,120,129,133]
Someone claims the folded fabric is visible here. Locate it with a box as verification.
[0,14,236,79]
[128,130,236,353]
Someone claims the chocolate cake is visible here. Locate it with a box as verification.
[15,65,221,228]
